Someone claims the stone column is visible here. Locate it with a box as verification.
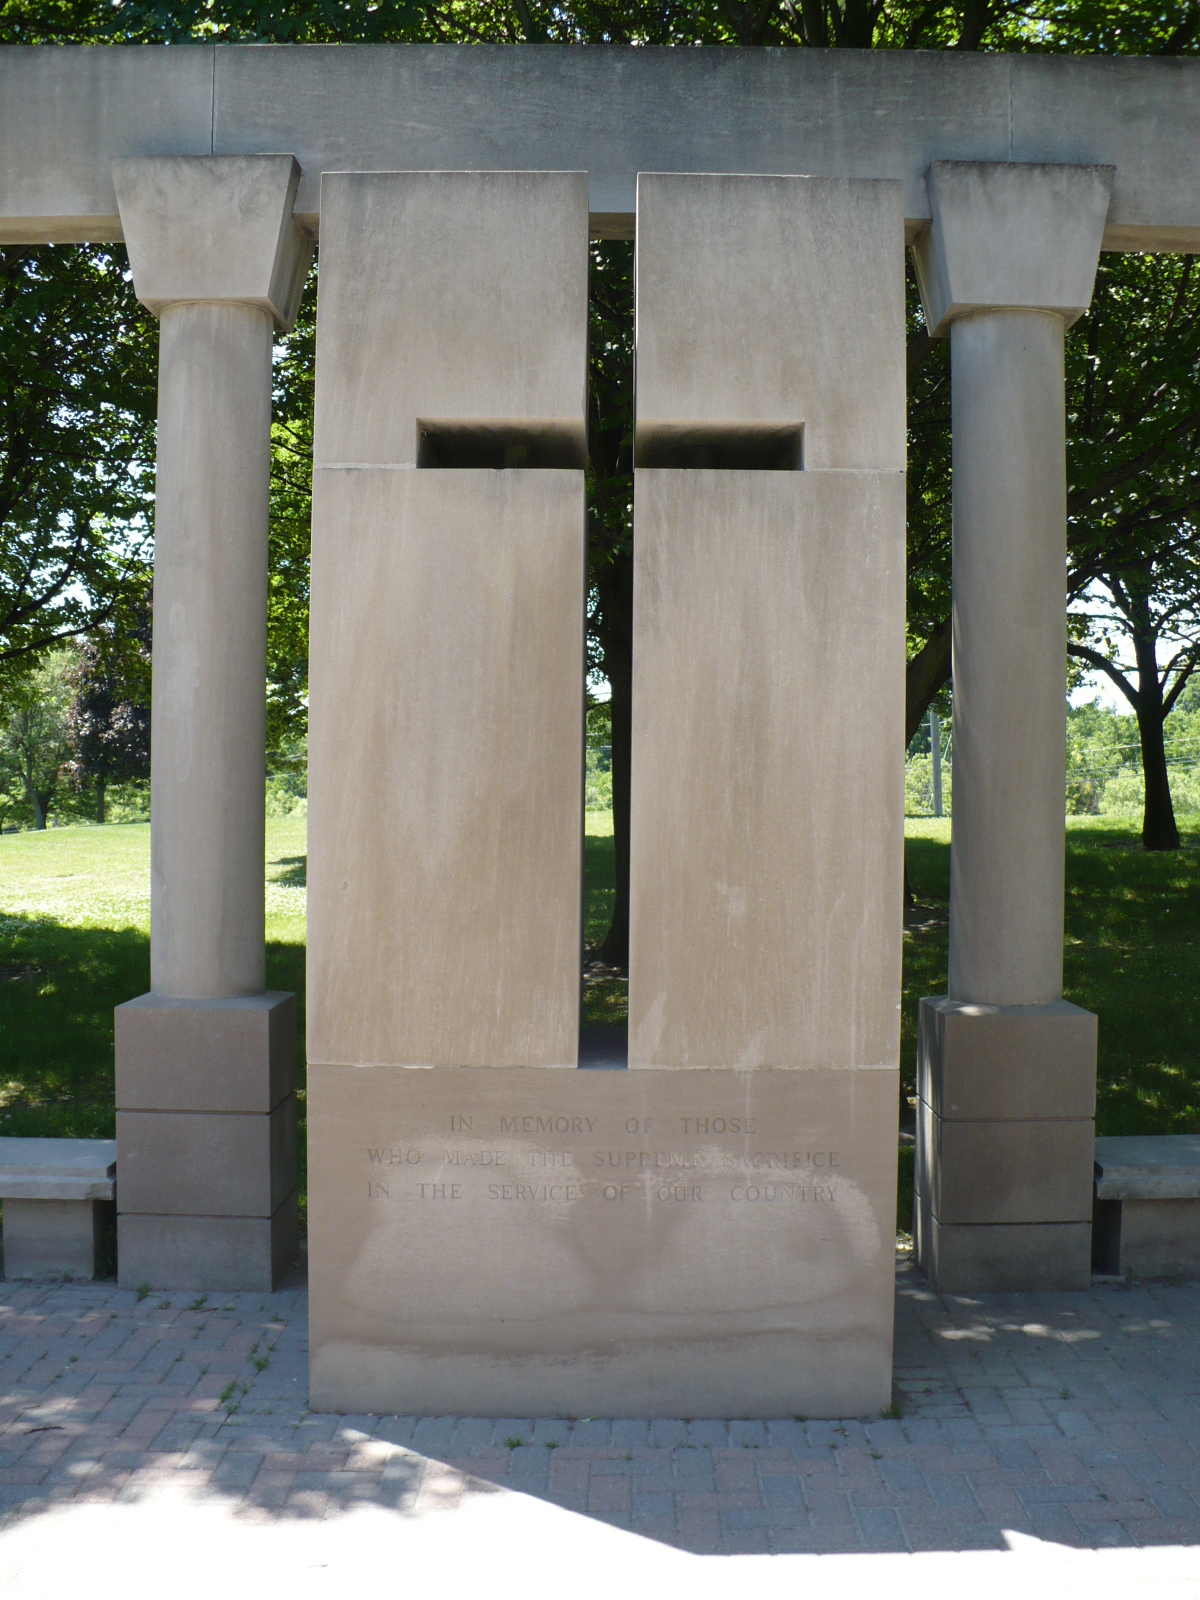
[912,161,1112,1291]
[111,157,312,1291]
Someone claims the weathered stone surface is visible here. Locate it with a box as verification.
[2,1199,110,1281]
[307,469,585,1070]
[917,996,1097,1121]
[1094,1134,1200,1200]
[916,1099,1094,1226]
[113,154,310,326]
[117,1196,297,1292]
[307,1063,898,1417]
[312,169,587,469]
[915,1198,1092,1294]
[116,1100,296,1218]
[628,468,905,1070]
[5,47,1200,249]
[634,173,905,470]
[913,160,1112,336]
[115,993,295,1114]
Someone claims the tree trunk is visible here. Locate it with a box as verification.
[1132,620,1180,850]
[905,615,952,747]
[595,549,633,966]
[903,615,953,907]
[31,790,47,829]
[96,776,106,825]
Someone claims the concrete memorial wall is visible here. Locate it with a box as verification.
[306,169,904,1418]
[13,39,1193,1390]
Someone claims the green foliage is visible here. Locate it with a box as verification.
[0,649,76,828]
[906,816,1200,1136]
[269,272,317,757]
[585,745,612,811]
[0,246,155,681]
[904,751,951,818]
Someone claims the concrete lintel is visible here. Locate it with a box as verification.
[4,47,1200,251]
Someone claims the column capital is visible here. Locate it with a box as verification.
[913,160,1113,338]
[113,155,312,330]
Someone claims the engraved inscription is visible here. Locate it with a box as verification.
[358,1108,843,1213]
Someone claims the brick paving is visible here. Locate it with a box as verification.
[1,1256,1199,1571]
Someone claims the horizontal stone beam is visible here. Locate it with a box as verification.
[3,45,1200,249]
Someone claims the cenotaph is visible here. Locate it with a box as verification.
[306,168,905,1417]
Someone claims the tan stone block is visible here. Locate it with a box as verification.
[307,1062,897,1418]
[918,996,1096,1120]
[2,1199,111,1281]
[628,469,904,1070]
[913,161,1113,337]
[915,1196,1091,1292]
[313,170,587,469]
[113,155,311,326]
[117,1193,298,1292]
[115,992,295,1113]
[916,1099,1093,1224]
[634,173,905,470]
[116,1098,296,1218]
[307,468,584,1069]
[1119,1199,1200,1279]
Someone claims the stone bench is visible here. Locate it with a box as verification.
[1093,1135,1200,1278]
[0,1138,116,1280]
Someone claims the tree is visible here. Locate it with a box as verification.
[1066,251,1200,849]
[63,600,151,824]
[0,245,156,684]
[1069,564,1200,851]
[0,649,75,827]
[586,242,634,960]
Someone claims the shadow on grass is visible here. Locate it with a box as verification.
[0,915,307,1172]
[902,824,1200,1138]
[271,854,307,888]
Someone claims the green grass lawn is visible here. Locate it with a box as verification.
[3,810,1198,1236]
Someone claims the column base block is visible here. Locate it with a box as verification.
[2,1198,113,1280]
[115,991,299,1291]
[915,1197,1091,1292]
[916,995,1097,1292]
[118,1192,298,1292]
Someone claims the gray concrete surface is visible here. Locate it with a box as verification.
[5,47,1200,248]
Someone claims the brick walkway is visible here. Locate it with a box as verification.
[1,1257,1199,1595]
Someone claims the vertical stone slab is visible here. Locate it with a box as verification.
[308,170,906,1417]
[308,173,589,1409]
[911,163,1111,1292]
[625,173,905,1410]
[112,157,310,1291]
[307,171,587,1072]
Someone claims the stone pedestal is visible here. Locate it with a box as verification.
[309,1063,896,1417]
[914,997,1096,1291]
[111,157,310,1289]
[115,993,298,1290]
[911,162,1111,1290]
